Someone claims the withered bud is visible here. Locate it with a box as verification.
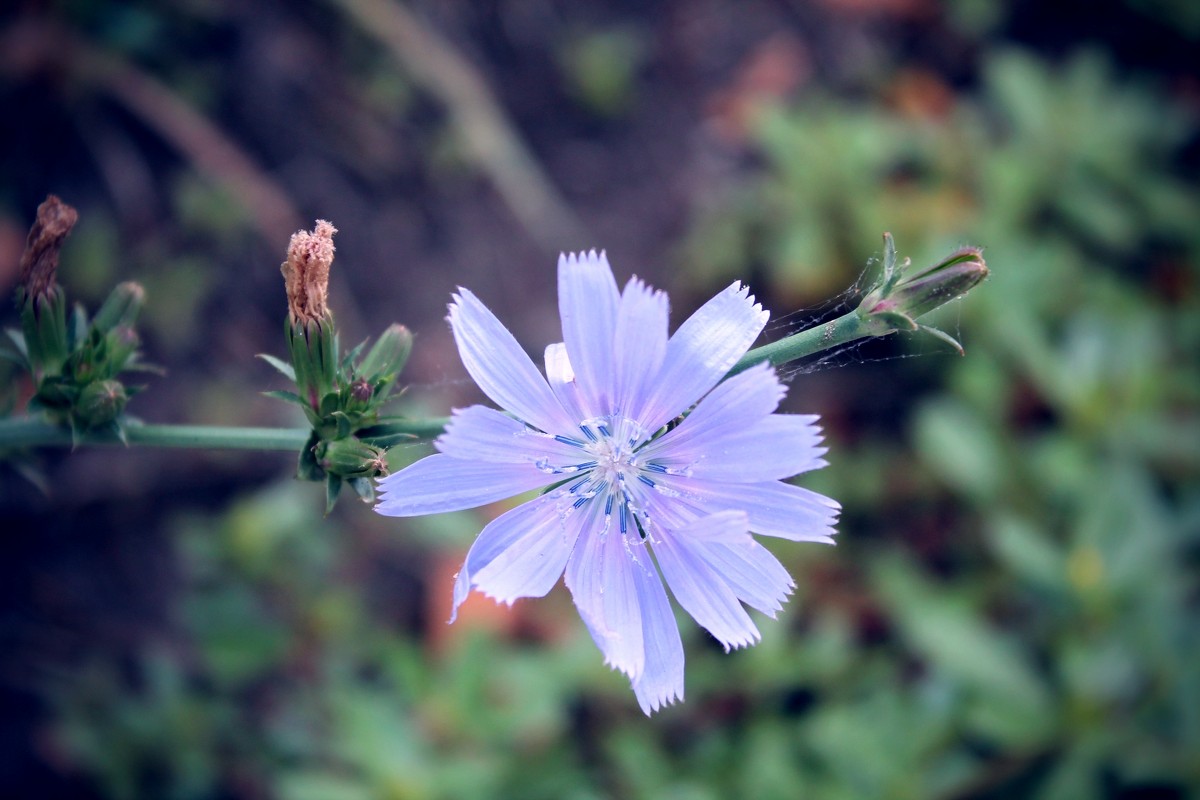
[18,195,78,301]
[281,220,337,324]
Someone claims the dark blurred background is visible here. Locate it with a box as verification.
[2,1,1198,798]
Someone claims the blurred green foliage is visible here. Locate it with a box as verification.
[16,3,1200,800]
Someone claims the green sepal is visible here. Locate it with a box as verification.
[347,476,375,503]
[297,431,325,482]
[918,324,965,356]
[91,282,145,334]
[3,328,28,363]
[286,314,338,408]
[869,310,919,332]
[318,390,340,418]
[19,285,69,376]
[68,303,89,350]
[257,353,296,381]
[331,411,355,440]
[325,473,343,514]
[262,389,307,407]
[358,324,412,385]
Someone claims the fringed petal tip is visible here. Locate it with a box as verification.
[726,280,769,327]
[635,681,684,716]
[558,249,609,270]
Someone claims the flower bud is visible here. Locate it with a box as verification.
[92,281,146,333]
[856,234,988,347]
[316,436,389,479]
[357,324,413,383]
[75,379,128,429]
[105,326,141,371]
[16,196,77,377]
[281,221,339,408]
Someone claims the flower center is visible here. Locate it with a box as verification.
[531,415,668,539]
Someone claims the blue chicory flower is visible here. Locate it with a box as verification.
[375,251,838,713]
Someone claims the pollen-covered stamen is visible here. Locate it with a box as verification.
[541,414,668,539]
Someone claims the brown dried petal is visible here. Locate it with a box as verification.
[282,219,337,323]
[18,195,78,300]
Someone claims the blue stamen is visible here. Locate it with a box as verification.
[645,463,669,474]
[555,434,586,448]
[638,474,656,488]
[573,495,589,509]
[580,425,598,442]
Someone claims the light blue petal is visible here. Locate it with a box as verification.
[653,512,761,652]
[449,494,579,621]
[375,454,554,516]
[637,282,769,434]
[558,251,620,415]
[705,539,794,616]
[613,277,669,422]
[641,362,785,458]
[436,405,580,464]
[565,512,647,680]
[448,289,575,435]
[653,476,839,542]
[652,414,828,483]
[657,507,794,616]
[630,557,685,715]
[544,343,587,423]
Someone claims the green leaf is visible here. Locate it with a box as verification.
[262,389,307,408]
[256,353,296,381]
[872,554,1056,745]
[325,473,342,514]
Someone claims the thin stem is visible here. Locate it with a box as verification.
[0,417,449,451]
[727,309,876,377]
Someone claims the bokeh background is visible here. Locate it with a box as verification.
[3,0,1199,798]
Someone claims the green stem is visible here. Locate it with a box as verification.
[2,310,893,453]
[728,309,877,377]
[0,416,449,451]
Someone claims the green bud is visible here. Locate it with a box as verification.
[357,324,413,383]
[105,326,141,372]
[18,284,70,377]
[76,379,128,428]
[286,313,339,409]
[92,282,146,333]
[315,436,389,479]
[858,234,988,333]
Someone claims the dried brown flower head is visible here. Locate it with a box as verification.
[19,195,78,302]
[282,220,337,324]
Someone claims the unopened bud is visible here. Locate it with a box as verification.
[76,379,128,428]
[105,326,141,370]
[357,324,413,383]
[858,233,987,340]
[16,196,77,376]
[316,436,389,479]
[92,281,146,333]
